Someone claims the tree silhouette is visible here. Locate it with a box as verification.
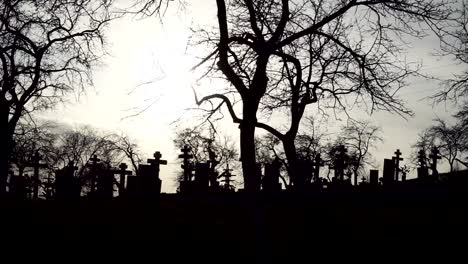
[0,0,114,194]
[433,1,468,103]
[193,0,453,191]
[336,120,382,185]
[173,126,239,184]
[413,118,467,172]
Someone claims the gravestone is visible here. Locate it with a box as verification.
[178,145,194,193]
[296,159,313,188]
[87,155,101,195]
[332,145,348,182]
[25,151,47,200]
[126,175,137,197]
[312,153,325,183]
[137,163,162,198]
[9,174,28,199]
[429,147,441,179]
[262,159,282,192]
[383,159,395,186]
[417,149,429,179]
[219,163,235,191]
[111,163,132,197]
[207,144,220,189]
[392,149,403,181]
[55,162,80,199]
[195,162,210,192]
[96,167,114,198]
[369,170,379,186]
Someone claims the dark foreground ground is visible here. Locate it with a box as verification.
[1,186,467,260]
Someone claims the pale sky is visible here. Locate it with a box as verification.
[39,1,465,193]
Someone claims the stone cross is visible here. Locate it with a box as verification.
[311,153,325,183]
[334,145,347,181]
[147,151,167,179]
[429,146,441,177]
[26,151,47,199]
[219,163,235,191]
[392,149,403,181]
[179,145,193,182]
[88,155,101,193]
[112,163,132,197]
[418,150,427,168]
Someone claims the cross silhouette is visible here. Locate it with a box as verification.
[311,153,324,183]
[110,163,132,197]
[25,151,47,199]
[87,155,101,193]
[179,145,193,182]
[418,150,427,168]
[147,151,167,178]
[429,147,441,176]
[392,149,404,181]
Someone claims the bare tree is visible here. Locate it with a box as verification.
[413,118,467,172]
[173,125,239,184]
[109,134,143,173]
[193,0,452,191]
[0,0,114,193]
[10,121,57,177]
[433,0,468,103]
[337,120,382,185]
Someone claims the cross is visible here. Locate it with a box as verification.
[311,153,325,183]
[110,163,132,197]
[218,163,235,190]
[87,155,101,193]
[392,149,403,181]
[335,145,347,181]
[179,145,193,182]
[147,151,167,178]
[25,151,47,200]
[42,175,54,200]
[418,150,427,168]
[429,146,441,177]
[66,161,78,176]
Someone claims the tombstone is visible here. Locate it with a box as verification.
[218,163,235,191]
[333,145,348,182]
[147,151,167,179]
[207,144,220,190]
[9,174,28,199]
[111,163,132,197]
[95,167,114,198]
[126,175,138,197]
[417,150,429,179]
[131,151,167,197]
[382,159,395,186]
[392,149,403,181]
[429,147,441,179]
[195,162,210,191]
[312,153,325,183]
[262,159,281,192]
[42,175,55,200]
[55,162,80,199]
[24,151,47,200]
[369,170,379,186]
[179,145,194,182]
[295,159,313,188]
[137,164,161,198]
[87,155,101,195]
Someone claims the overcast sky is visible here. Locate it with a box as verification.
[38,1,465,193]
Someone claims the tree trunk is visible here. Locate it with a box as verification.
[282,137,300,188]
[240,102,260,192]
[0,103,15,195]
[0,128,13,195]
